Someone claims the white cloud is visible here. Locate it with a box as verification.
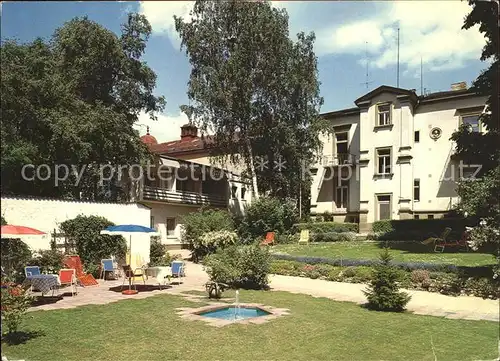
[318,1,485,72]
[138,1,193,48]
[134,111,189,143]
[139,1,484,73]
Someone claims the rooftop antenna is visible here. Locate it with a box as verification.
[397,27,400,88]
[420,56,423,96]
[360,41,374,89]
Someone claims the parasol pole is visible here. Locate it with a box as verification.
[129,235,132,265]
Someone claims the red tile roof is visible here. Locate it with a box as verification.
[149,135,214,155]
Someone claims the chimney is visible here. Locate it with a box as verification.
[180,123,198,140]
[451,81,467,91]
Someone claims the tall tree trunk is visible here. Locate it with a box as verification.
[245,137,260,199]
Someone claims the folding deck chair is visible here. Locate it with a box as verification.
[260,232,275,246]
[63,255,99,286]
[298,230,310,245]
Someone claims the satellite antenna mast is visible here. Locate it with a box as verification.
[397,27,400,88]
[360,41,374,89]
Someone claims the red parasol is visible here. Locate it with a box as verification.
[1,225,46,238]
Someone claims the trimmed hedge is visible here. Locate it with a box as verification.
[311,232,356,242]
[293,222,358,234]
[372,218,475,241]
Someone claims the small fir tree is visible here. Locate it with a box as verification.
[363,248,411,312]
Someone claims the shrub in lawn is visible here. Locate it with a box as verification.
[464,277,499,299]
[1,215,6,225]
[302,265,321,279]
[410,270,431,284]
[1,238,32,283]
[314,264,336,278]
[427,272,463,296]
[363,248,411,312]
[322,211,333,222]
[1,284,34,335]
[327,269,342,281]
[193,230,238,261]
[204,245,271,289]
[149,237,176,267]
[351,267,373,283]
[60,215,127,266]
[28,249,65,274]
[293,222,358,234]
[342,266,357,278]
[181,208,235,262]
[238,197,298,242]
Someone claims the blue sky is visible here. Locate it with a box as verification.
[1,1,487,143]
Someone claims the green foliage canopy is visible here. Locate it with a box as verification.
[59,214,127,266]
[1,13,165,201]
[175,0,325,200]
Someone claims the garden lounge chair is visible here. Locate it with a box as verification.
[171,261,185,284]
[260,232,275,246]
[25,266,41,277]
[434,230,470,253]
[100,259,118,281]
[421,228,452,252]
[121,265,145,292]
[57,268,78,296]
[63,255,99,286]
[24,266,41,292]
[298,230,310,245]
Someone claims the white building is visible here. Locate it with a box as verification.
[137,124,252,249]
[310,83,487,232]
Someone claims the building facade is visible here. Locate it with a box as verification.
[310,84,487,232]
[137,124,251,249]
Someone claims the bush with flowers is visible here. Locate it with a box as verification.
[1,283,34,335]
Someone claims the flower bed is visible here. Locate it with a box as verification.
[270,259,499,299]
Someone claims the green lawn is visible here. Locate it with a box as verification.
[271,241,496,267]
[2,291,497,361]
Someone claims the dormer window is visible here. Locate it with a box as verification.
[377,103,391,126]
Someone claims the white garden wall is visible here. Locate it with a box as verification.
[1,196,152,263]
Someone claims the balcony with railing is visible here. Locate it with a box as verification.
[321,153,357,167]
[142,186,228,207]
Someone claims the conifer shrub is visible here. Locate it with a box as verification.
[363,248,411,312]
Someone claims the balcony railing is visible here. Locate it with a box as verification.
[322,153,356,167]
[142,186,228,207]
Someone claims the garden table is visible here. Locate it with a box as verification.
[24,274,60,295]
[144,266,172,289]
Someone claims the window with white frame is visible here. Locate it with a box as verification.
[461,114,481,132]
[377,103,391,126]
[166,217,176,237]
[241,187,246,200]
[376,148,391,174]
[335,180,349,209]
